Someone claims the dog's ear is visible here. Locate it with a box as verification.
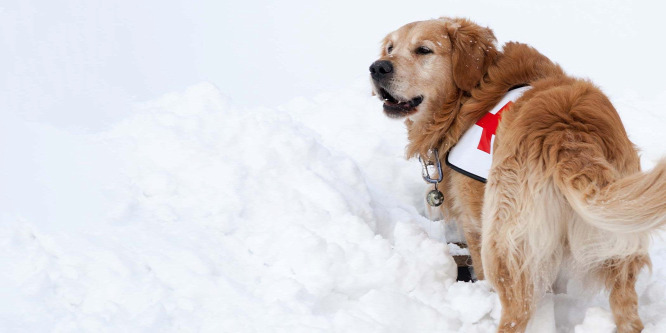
[445,19,498,92]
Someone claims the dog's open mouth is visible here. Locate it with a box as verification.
[380,88,423,117]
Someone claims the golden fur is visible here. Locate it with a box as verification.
[371,17,666,333]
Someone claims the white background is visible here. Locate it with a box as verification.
[2,0,666,131]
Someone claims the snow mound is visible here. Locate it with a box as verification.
[1,83,462,332]
[3,81,666,332]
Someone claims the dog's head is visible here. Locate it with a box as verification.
[370,18,497,121]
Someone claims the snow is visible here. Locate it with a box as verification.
[448,243,471,256]
[574,308,615,333]
[1,82,460,332]
[3,80,666,332]
[3,1,666,332]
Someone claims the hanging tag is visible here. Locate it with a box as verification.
[420,149,445,207]
[426,188,444,207]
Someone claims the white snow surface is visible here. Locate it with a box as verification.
[3,80,666,332]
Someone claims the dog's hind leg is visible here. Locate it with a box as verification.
[486,250,535,333]
[481,161,538,333]
[601,255,649,333]
[481,149,567,332]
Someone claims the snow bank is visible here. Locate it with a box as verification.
[2,81,666,332]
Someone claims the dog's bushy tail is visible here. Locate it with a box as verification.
[558,158,666,234]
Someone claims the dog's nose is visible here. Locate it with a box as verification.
[369,60,393,80]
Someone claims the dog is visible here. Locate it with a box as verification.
[370,17,666,332]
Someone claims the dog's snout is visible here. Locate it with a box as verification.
[369,60,394,80]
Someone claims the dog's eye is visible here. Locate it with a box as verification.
[387,45,393,54]
[415,46,433,55]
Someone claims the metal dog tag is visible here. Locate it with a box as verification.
[426,188,444,207]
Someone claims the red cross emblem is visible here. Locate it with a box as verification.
[475,101,513,154]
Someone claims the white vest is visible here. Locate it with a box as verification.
[446,86,531,182]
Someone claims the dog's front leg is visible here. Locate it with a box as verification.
[460,217,485,280]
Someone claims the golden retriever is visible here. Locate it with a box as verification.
[370,17,666,332]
